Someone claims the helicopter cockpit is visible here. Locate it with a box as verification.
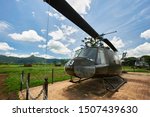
[73,47,106,65]
[65,47,107,78]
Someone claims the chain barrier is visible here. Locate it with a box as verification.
[20,71,48,100]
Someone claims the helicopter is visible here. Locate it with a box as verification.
[44,0,126,91]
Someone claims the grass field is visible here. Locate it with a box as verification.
[0,64,71,95]
[122,66,150,73]
[0,64,149,99]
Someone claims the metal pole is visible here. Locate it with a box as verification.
[52,68,54,84]
[26,73,30,100]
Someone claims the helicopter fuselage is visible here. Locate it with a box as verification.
[65,47,121,78]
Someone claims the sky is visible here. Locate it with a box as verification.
[0,0,150,59]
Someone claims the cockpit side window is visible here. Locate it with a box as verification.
[78,48,97,61]
[73,49,81,58]
[97,49,106,64]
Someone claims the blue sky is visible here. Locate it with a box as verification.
[0,0,150,58]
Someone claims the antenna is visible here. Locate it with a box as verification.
[100,31,117,37]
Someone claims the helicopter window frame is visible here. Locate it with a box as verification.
[77,47,98,62]
[73,49,82,58]
[96,48,106,65]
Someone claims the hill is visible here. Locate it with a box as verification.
[0,55,69,64]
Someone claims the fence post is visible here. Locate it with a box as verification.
[70,75,73,82]
[26,73,30,100]
[52,68,54,84]
[43,78,48,100]
[20,71,24,91]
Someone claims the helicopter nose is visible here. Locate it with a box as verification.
[74,57,95,78]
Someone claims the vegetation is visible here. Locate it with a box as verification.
[0,64,71,95]
[122,66,150,73]
[0,55,69,65]
[122,55,150,66]
[0,55,149,99]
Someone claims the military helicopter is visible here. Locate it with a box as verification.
[44,0,126,91]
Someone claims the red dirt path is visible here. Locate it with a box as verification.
[19,72,150,100]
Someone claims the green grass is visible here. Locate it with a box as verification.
[122,66,150,73]
[0,64,149,99]
[0,64,71,94]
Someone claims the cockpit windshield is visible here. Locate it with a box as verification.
[77,48,97,61]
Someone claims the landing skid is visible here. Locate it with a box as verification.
[70,76,127,92]
[103,76,127,92]
[70,77,91,83]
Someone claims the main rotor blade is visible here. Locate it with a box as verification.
[44,0,99,38]
[103,39,118,52]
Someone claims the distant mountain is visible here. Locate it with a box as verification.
[0,55,69,64]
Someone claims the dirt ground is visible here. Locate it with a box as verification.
[19,72,150,100]
[0,74,8,99]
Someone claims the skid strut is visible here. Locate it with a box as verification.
[70,76,127,92]
[103,76,127,92]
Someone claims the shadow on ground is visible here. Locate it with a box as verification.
[64,79,109,100]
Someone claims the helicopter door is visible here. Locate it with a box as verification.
[107,50,121,75]
[96,49,106,65]
[96,49,108,75]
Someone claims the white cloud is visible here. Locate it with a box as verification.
[110,36,125,49]
[37,54,55,59]
[0,21,11,32]
[0,42,15,51]
[61,25,78,36]
[127,42,150,57]
[32,11,35,17]
[47,40,71,55]
[38,44,47,49]
[8,30,45,42]
[41,29,47,33]
[4,52,55,59]
[140,29,150,40]
[73,46,81,52]
[68,38,76,44]
[66,0,92,14]
[16,0,20,2]
[48,24,78,41]
[46,11,65,21]
[39,25,77,55]
[49,28,64,41]
[4,52,29,58]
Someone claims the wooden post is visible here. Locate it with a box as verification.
[26,73,30,100]
[52,68,54,84]
[20,71,24,91]
[43,78,48,100]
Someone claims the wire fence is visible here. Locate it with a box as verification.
[19,68,72,100]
